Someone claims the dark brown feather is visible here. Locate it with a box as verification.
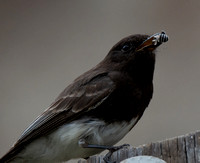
[0,32,168,162]
[2,71,115,162]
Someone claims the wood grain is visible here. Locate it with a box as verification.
[77,130,200,163]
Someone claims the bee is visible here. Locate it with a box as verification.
[152,31,169,45]
[136,31,169,51]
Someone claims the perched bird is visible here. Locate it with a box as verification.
[0,32,168,163]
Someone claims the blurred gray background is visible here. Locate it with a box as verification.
[0,0,200,161]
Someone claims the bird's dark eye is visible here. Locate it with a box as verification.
[121,43,132,52]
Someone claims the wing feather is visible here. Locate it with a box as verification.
[1,72,115,162]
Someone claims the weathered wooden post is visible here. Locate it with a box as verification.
[78,130,200,163]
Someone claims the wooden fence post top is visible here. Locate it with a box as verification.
[77,130,200,163]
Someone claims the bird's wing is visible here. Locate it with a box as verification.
[1,72,115,162]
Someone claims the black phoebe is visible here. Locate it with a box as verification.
[0,32,168,163]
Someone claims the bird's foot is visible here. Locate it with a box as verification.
[103,144,130,163]
[79,139,130,163]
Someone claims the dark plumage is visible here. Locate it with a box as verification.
[0,32,168,163]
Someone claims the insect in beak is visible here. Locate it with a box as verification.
[136,31,169,51]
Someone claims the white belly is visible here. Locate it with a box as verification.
[15,117,139,162]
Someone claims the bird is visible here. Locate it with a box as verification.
[0,31,168,163]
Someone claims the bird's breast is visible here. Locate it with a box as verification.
[15,117,139,162]
[87,82,152,122]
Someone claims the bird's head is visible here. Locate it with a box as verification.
[103,31,168,82]
[106,31,168,63]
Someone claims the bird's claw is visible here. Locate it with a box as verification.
[103,144,130,163]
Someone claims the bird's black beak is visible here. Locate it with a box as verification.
[136,31,169,52]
